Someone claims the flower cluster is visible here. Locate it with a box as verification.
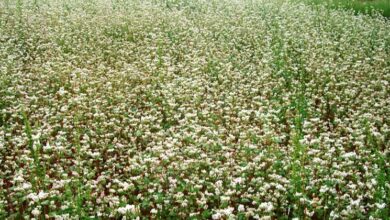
[0,0,389,219]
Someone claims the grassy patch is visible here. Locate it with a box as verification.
[301,0,390,17]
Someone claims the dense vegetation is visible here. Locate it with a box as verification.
[0,0,389,219]
[302,0,390,17]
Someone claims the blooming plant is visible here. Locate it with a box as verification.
[0,0,389,219]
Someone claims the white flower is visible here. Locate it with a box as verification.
[43,142,53,151]
[27,193,39,202]
[320,185,328,193]
[21,182,32,190]
[351,199,360,206]
[238,204,245,212]
[222,207,234,215]
[117,204,136,215]
[31,208,41,216]
[342,152,356,159]
[38,191,48,200]
[216,180,223,188]
[221,196,230,202]
[376,203,386,209]
[150,208,158,214]
[232,177,243,185]
[212,212,222,220]
[259,202,274,212]
[58,87,66,96]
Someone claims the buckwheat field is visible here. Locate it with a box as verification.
[0,0,389,219]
